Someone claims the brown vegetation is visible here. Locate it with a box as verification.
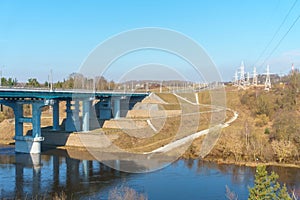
[184,71,300,166]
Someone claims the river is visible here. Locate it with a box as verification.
[0,144,299,199]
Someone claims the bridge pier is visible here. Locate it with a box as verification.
[14,103,23,138]
[52,100,60,131]
[0,100,47,153]
[82,100,91,132]
[113,97,121,119]
[65,99,81,132]
[16,101,46,153]
[98,98,112,120]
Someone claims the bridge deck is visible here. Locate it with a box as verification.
[0,88,148,100]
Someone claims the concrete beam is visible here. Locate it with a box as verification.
[18,117,33,123]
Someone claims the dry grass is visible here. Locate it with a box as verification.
[155,93,179,104]
[102,91,231,153]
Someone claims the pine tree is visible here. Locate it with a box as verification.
[278,184,292,200]
[248,165,291,200]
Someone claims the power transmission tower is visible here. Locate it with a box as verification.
[252,67,258,86]
[239,61,245,89]
[265,65,271,91]
[246,72,250,85]
[234,70,238,86]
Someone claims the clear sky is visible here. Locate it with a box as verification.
[0,0,300,82]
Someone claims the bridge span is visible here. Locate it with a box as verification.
[0,88,148,154]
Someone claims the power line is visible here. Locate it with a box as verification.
[255,0,298,68]
[255,0,298,67]
[261,12,300,68]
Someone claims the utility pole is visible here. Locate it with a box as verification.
[50,69,53,92]
[146,82,149,92]
[160,81,162,93]
[93,77,96,93]
[252,67,257,86]
[265,65,271,91]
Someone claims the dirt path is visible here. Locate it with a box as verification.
[147,93,238,154]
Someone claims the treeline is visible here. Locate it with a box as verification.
[52,73,117,90]
[0,77,18,87]
[0,73,117,90]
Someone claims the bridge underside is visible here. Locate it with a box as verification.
[0,91,146,154]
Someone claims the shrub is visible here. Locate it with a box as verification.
[255,114,269,127]
[264,128,270,134]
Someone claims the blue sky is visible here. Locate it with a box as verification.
[0,0,300,82]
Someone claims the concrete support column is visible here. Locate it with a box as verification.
[73,100,81,131]
[115,159,120,171]
[65,99,81,132]
[82,100,90,132]
[14,103,23,137]
[113,98,121,119]
[65,99,75,132]
[32,103,42,138]
[52,100,60,131]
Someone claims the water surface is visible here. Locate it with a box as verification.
[0,145,299,199]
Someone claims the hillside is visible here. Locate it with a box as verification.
[184,78,300,167]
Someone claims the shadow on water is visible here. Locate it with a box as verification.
[0,144,300,199]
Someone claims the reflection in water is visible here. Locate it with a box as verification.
[0,145,299,199]
[0,147,130,199]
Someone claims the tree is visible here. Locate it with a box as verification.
[26,78,40,87]
[278,184,292,200]
[248,165,291,200]
[255,94,273,117]
[44,81,49,87]
[1,77,17,87]
[271,140,298,163]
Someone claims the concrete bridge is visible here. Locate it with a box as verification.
[0,88,148,154]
